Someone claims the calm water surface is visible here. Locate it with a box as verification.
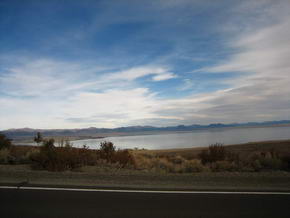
[71,126,290,150]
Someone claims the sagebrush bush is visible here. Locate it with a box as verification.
[132,153,207,173]
[281,155,290,171]
[246,151,284,171]
[259,156,283,170]
[99,141,116,161]
[0,133,12,150]
[113,150,136,168]
[198,143,227,164]
[151,157,175,173]
[181,159,206,173]
[134,153,155,170]
[8,145,38,164]
[168,155,186,165]
[210,160,238,172]
[0,149,10,164]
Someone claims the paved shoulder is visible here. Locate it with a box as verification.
[0,188,289,218]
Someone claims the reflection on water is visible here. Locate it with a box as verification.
[71,126,290,150]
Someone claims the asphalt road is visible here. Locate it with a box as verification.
[0,188,289,218]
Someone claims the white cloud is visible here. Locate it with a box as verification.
[0,59,177,129]
[62,88,159,127]
[106,66,176,82]
[152,72,177,81]
[0,59,106,97]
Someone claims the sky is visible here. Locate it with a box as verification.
[0,0,290,130]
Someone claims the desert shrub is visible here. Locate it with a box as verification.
[133,153,206,173]
[7,145,38,164]
[22,149,40,163]
[43,138,55,149]
[168,155,186,164]
[249,159,262,172]
[99,141,116,161]
[0,149,10,164]
[226,151,240,163]
[281,155,290,171]
[198,143,227,164]
[247,151,283,171]
[0,133,12,150]
[140,157,207,173]
[259,157,283,170]
[210,160,239,172]
[29,139,134,171]
[98,142,135,168]
[151,157,175,173]
[113,149,136,168]
[30,139,81,171]
[133,153,155,170]
[30,141,57,170]
[181,159,206,173]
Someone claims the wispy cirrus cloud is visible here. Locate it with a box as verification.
[105,66,176,82]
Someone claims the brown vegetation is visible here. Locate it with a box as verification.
[0,133,12,150]
[0,137,136,171]
[132,140,290,173]
[1,132,290,173]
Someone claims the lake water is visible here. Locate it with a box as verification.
[71,126,290,150]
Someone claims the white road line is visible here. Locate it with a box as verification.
[0,186,290,195]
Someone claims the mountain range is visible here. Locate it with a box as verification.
[1,120,290,141]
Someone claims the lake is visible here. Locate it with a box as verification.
[71,126,290,150]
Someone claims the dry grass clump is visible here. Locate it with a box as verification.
[0,145,39,164]
[133,152,207,173]
[181,159,207,173]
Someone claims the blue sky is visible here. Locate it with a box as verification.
[0,0,290,129]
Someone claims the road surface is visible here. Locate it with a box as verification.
[0,187,289,218]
